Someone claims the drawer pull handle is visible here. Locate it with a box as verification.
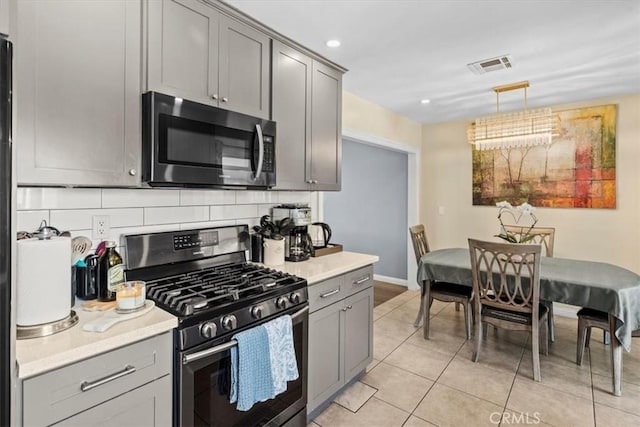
[320,288,340,298]
[353,275,370,285]
[342,305,353,311]
[80,365,136,392]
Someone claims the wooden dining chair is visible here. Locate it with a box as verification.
[410,225,473,339]
[576,308,626,395]
[468,238,548,382]
[503,225,556,342]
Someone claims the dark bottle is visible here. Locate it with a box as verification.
[97,241,124,301]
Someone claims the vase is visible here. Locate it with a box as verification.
[263,237,285,266]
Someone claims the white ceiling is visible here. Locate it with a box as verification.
[225,0,640,124]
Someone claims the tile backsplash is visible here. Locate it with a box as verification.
[17,187,317,252]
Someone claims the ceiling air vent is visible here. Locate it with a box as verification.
[467,55,513,75]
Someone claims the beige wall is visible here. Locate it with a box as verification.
[342,91,422,149]
[421,93,640,273]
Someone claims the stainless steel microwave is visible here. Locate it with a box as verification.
[142,92,276,188]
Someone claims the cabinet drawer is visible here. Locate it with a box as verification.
[308,275,343,313]
[23,332,172,427]
[343,265,374,296]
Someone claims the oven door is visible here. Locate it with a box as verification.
[142,91,276,188]
[177,304,308,427]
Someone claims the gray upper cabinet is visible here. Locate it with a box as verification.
[271,40,312,190]
[272,41,343,191]
[310,61,342,191]
[147,0,218,107]
[0,0,9,36]
[15,0,142,187]
[147,0,270,119]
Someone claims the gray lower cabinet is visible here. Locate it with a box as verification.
[22,332,172,427]
[272,41,343,191]
[307,266,374,414]
[147,0,270,119]
[15,0,142,186]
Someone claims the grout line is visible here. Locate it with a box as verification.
[499,335,527,427]
[589,346,598,426]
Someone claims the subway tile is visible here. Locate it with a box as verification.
[244,217,261,229]
[50,208,143,231]
[210,204,258,221]
[258,204,278,217]
[17,188,101,210]
[277,191,312,205]
[17,210,50,233]
[180,189,236,206]
[144,206,209,225]
[235,191,278,204]
[102,189,179,208]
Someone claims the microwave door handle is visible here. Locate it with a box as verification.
[253,124,264,181]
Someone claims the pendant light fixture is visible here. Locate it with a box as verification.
[467,81,560,151]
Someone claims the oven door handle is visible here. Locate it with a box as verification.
[182,305,309,365]
[252,124,264,181]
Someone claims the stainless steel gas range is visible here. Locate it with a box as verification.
[123,225,308,427]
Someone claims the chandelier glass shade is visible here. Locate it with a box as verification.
[468,81,560,151]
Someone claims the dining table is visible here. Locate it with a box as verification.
[417,247,640,396]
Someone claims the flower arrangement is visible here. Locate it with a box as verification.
[495,201,538,243]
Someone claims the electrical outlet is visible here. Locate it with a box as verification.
[92,215,110,240]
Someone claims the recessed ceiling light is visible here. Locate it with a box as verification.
[420,99,431,104]
[326,39,341,48]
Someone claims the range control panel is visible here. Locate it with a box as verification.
[173,231,219,251]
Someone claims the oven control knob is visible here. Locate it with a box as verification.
[276,296,288,309]
[199,321,217,339]
[251,305,264,319]
[289,292,301,304]
[221,314,238,331]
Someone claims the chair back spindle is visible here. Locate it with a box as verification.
[468,239,542,315]
[502,225,555,257]
[409,224,430,262]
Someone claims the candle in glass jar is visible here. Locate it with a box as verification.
[116,281,146,310]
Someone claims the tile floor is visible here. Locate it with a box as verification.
[308,290,640,427]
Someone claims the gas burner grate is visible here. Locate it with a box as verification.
[143,262,304,317]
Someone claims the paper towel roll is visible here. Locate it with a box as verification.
[17,237,72,326]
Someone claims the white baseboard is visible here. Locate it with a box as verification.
[373,274,409,288]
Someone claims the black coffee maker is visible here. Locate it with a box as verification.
[286,226,313,262]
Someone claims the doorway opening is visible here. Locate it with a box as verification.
[318,129,420,290]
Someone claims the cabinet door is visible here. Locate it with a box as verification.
[147,0,219,106]
[344,287,374,381]
[308,302,343,412]
[271,41,311,190]
[53,375,172,427]
[218,14,270,119]
[310,60,342,191]
[16,0,141,186]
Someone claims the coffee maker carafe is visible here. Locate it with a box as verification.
[286,226,313,262]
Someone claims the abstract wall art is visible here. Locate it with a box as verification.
[472,104,617,208]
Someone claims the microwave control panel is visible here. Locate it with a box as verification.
[263,136,274,172]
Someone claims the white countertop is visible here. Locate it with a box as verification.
[16,305,177,379]
[16,251,376,379]
[264,251,379,284]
